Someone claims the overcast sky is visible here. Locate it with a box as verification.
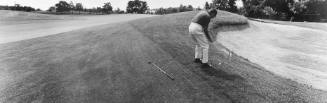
[0,0,243,11]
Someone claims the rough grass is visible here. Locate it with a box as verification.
[0,10,326,103]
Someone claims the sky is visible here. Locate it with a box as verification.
[0,0,243,11]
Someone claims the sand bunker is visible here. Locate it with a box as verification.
[218,21,327,91]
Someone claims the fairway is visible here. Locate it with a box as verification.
[0,10,155,44]
[0,10,327,103]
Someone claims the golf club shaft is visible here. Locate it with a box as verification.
[150,62,175,80]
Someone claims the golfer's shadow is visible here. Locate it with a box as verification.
[201,66,243,81]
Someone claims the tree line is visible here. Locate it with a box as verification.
[126,0,148,13]
[205,0,327,22]
[205,0,238,13]
[0,4,40,12]
[241,0,327,21]
[152,4,200,15]
[1,0,200,15]
[46,0,151,14]
[1,0,326,21]
[47,1,115,14]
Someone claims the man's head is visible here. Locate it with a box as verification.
[208,9,217,18]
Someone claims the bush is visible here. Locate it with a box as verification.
[263,6,277,19]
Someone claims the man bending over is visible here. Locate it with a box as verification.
[188,9,217,68]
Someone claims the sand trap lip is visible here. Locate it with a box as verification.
[249,18,327,32]
[0,14,156,44]
[217,21,327,91]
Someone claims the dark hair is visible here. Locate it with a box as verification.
[208,9,217,15]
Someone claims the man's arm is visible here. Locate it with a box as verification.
[203,19,213,42]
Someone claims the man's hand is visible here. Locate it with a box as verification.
[209,39,214,43]
[208,37,214,43]
[204,33,214,43]
[204,27,214,43]
[204,34,214,43]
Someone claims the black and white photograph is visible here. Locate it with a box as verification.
[0,0,327,102]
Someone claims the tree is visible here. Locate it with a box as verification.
[96,7,102,14]
[267,0,294,18]
[176,4,194,12]
[205,2,210,9]
[263,0,294,13]
[48,6,56,12]
[1,4,36,12]
[179,4,188,12]
[126,0,148,14]
[303,0,326,21]
[102,2,113,14]
[289,1,306,21]
[196,6,202,10]
[14,4,21,11]
[322,0,327,19]
[69,1,74,14]
[263,6,277,18]
[228,0,238,12]
[114,8,125,14]
[75,3,83,14]
[155,7,166,15]
[212,0,229,10]
[170,7,179,13]
[241,0,264,18]
[139,1,148,13]
[212,0,238,12]
[305,0,320,14]
[187,5,194,11]
[55,1,71,12]
[23,6,35,12]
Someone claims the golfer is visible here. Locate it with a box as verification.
[189,9,217,68]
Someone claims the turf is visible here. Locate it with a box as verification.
[0,10,326,103]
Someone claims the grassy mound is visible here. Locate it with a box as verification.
[211,10,248,27]
[0,11,326,103]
